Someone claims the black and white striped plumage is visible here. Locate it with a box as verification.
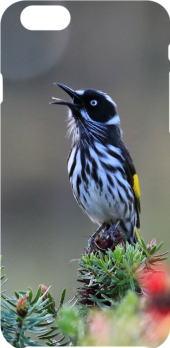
[52,84,141,244]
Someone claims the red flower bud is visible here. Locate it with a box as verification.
[39,284,48,300]
[17,298,28,318]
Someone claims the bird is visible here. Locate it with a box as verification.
[51,83,141,245]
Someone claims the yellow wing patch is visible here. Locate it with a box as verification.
[133,174,140,201]
[133,173,141,214]
[135,227,141,242]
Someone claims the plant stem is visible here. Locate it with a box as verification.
[13,319,22,347]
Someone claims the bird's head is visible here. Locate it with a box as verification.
[51,83,121,145]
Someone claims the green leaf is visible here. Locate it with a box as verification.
[31,286,42,305]
[57,307,78,338]
[60,288,66,306]
[118,286,125,297]
[153,251,169,257]
[27,287,33,302]
[14,291,20,299]
[149,246,157,255]
[95,274,107,283]
[101,293,113,304]
[105,255,109,265]
[129,278,135,291]
[19,333,40,346]
[155,241,164,253]
[118,279,129,286]
[87,265,100,272]
[88,275,94,287]
[115,268,127,278]
[1,278,8,286]
[140,238,148,250]
[149,257,168,264]
[88,295,107,308]
[123,258,131,272]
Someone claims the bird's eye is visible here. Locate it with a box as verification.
[90,100,98,106]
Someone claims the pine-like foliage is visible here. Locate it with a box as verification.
[1,234,169,347]
[0,258,70,347]
[77,234,168,308]
[57,236,169,346]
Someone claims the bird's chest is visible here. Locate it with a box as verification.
[67,145,134,223]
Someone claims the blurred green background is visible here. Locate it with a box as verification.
[2,1,170,303]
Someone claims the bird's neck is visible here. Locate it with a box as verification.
[72,122,122,150]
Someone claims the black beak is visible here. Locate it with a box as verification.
[50,83,81,107]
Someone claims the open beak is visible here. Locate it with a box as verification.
[50,83,81,107]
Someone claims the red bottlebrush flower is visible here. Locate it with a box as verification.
[138,267,170,345]
[145,271,168,296]
[139,266,169,297]
[17,298,28,318]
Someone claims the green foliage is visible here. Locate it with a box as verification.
[1,237,168,347]
[139,237,168,263]
[57,307,79,340]
[57,290,156,346]
[58,291,139,347]
[77,239,168,308]
[0,260,69,347]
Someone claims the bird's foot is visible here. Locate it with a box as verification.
[100,221,120,241]
[107,221,126,245]
[87,221,123,255]
[87,222,107,255]
[108,221,120,242]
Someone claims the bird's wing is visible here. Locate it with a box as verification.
[122,146,141,229]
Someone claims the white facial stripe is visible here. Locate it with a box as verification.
[105,95,117,108]
[95,90,117,107]
[76,89,85,95]
[105,114,120,125]
[81,109,91,121]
